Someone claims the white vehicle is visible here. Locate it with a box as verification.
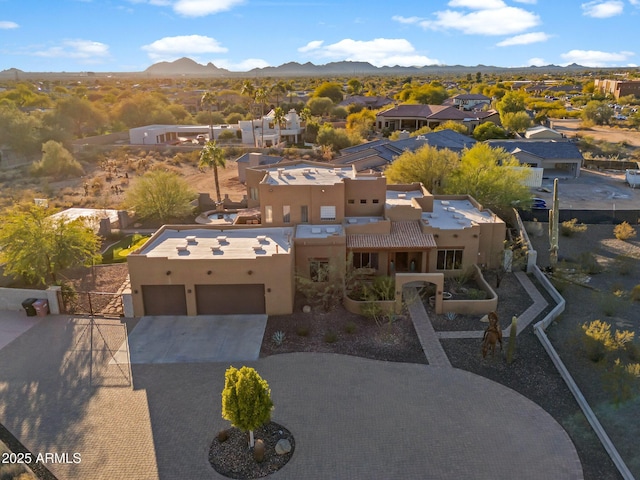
[625,169,640,188]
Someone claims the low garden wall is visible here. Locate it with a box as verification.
[0,286,61,314]
[441,265,498,315]
[343,296,395,316]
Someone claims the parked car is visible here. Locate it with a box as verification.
[532,197,547,209]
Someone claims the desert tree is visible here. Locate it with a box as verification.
[221,366,274,448]
[199,141,227,204]
[31,140,84,179]
[201,91,218,140]
[0,204,101,286]
[501,111,532,133]
[272,107,286,145]
[125,169,196,224]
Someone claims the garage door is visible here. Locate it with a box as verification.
[142,285,187,316]
[196,284,265,315]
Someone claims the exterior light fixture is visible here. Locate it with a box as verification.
[166,270,171,275]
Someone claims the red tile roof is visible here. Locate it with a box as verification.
[347,221,437,250]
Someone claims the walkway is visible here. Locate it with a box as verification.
[407,271,549,353]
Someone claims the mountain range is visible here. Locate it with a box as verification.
[0,56,612,80]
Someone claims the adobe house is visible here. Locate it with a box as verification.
[128,161,505,316]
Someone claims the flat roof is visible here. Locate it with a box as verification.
[386,190,423,206]
[261,164,355,186]
[295,224,344,239]
[423,199,497,230]
[136,227,293,260]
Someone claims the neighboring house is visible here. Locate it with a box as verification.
[236,152,282,184]
[487,140,583,178]
[338,95,394,110]
[128,161,506,316]
[376,104,497,134]
[448,93,491,111]
[238,109,305,147]
[129,124,240,145]
[523,125,564,140]
[594,79,640,100]
[128,108,304,147]
[332,129,477,171]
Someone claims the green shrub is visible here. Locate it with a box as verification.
[561,218,588,237]
[578,251,602,274]
[614,255,634,276]
[631,285,640,302]
[582,320,635,353]
[324,330,338,343]
[614,221,637,241]
[344,321,357,334]
[296,325,310,337]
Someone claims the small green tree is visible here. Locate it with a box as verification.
[501,111,532,133]
[312,82,344,103]
[221,366,274,448]
[472,122,508,141]
[125,169,196,224]
[582,100,614,126]
[0,204,101,285]
[31,140,84,179]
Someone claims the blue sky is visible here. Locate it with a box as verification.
[1,0,639,72]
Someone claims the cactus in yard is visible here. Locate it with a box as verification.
[549,177,559,268]
[506,316,518,364]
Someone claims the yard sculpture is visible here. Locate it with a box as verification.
[481,311,503,358]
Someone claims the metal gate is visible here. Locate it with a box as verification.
[64,291,124,318]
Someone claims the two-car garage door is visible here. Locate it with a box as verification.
[141,284,266,315]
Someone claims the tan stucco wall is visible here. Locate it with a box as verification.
[343,177,386,217]
[128,251,295,316]
[294,236,347,281]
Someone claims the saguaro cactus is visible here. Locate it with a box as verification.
[549,178,559,268]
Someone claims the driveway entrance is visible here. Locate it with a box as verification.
[125,314,267,364]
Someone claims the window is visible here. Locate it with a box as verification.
[353,252,379,270]
[300,205,308,223]
[265,206,273,224]
[360,199,367,204]
[372,199,380,204]
[320,205,336,221]
[436,249,463,270]
[249,187,258,201]
[348,199,355,204]
[310,259,329,282]
[283,205,290,223]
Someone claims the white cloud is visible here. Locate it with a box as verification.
[560,49,635,66]
[298,38,439,67]
[213,58,270,71]
[142,35,228,61]
[447,0,506,8]
[411,6,540,35]
[497,32,550,46]
[298,40,324,53]
[528,57,546,66]
[391,15,422,24]
[514,0,537,3]
[630,0,639,5]
[126,0,244,17]
[0,21,19,29]
[581,1,624,17]
[32,40,110,62]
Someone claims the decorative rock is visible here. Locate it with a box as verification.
[275,438,292,455]
[216,429,229,442]
[253,439,266,462]
[480,314,489,323]
[302,305,312,314]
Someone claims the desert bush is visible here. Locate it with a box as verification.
[614,255,634,276]
[323,330,338,343]
[582,320,635,362]
[603,359,640,406]
[578,251,602,274]
[598,292,621,317]
[271,331,286,347]
[631,284,640,302]
[614,221,637,241]
[561,218,588,237]
[344,321,357,334]
[296,324,310,337]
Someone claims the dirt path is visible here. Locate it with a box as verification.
[551,118,640,147]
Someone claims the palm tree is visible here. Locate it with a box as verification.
[273,107,285,145]
[199,141,227,204]
[200,91,217,142]
[240,81,257,147]
[254,87,268,148]
[271,81,287,107]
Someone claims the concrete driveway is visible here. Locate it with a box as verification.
[125,314,268,364]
